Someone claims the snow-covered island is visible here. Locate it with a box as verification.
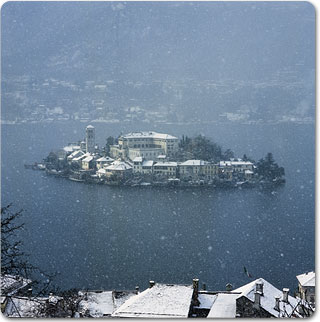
[27,125,285,188]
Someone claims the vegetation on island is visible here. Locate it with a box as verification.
[178,135,234,162]
[257,152,285,182]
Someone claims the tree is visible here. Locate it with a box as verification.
[179,134,225,162]
[223,149,235,160]
[256,153,285,182]
[1,204,56,296]
[105,136,115,154]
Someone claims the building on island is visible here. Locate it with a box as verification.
[132,157,154,175]
[104,160,133,181]
[85,125,95,153]
[81,155,94,171]
[153,161,178,178]
[179,160,218,181]
[110,131,178,161]
[96,156,114,169]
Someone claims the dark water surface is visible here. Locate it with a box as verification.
[1,121,315,292]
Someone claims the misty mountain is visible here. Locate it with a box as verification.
[1,2,315,123]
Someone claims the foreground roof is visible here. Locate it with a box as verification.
[233,278,301,318]
[1,275,32,296]
[207,293,239,318]
[296,271,315,287]
[112,283,194,318]
[78,290,136,317]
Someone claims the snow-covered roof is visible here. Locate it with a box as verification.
[3,297,49,317]
[121,131,177,140]
[180,160,209,166]
[106,160,133,171]
[63,145,81,152]
[112,283,193,318]
[133,157,143,163]
[86,125,94,129]
[233,278,301,318]
[142,160,154,167]
[97,168,106,174]
[82,155,93,162]
[245,170,254,174]
[220,161,253,167]
[72,152,90,161]
[197,293,217,309]
[96,156,114,163]
[67,150,84,159]
[296,271,315,287]
[1,275,32,296]
[207,293,239,318]
[154,162,178,167]
[78,290,137,318]
[78,291,114,317]
[157,155,167,159]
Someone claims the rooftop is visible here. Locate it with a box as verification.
[154,162,178,167]
[296,271,315,287]
[180,160,209,166]
[106,160,133,171]
[233,278,301,318]
[121,131,178,140]
[207,293,239,318]
[112,283,194,318]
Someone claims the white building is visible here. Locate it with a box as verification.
[179,160,218,181]
[110,131,178,161]
[153,161,178,178]
[81,155,94,170]
[96,156,114,169]
[132,157,154,175]
[105,160,133,180]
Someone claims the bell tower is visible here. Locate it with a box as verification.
[86,125,95,153]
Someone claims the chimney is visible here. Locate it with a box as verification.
[255,281,264,295]
[202,283,207,291]
[135,286,139,294]
[226,283,233,291]
[192,278,200,306]
[149,280,155,288]
[253,291,261,310]
[274,296,281,311]
[282,288,289,303]
[193,278,199,293]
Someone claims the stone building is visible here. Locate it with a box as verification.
[110,131,178,161]
[85,125,95,153]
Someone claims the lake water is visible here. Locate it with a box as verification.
[1,121,315,292]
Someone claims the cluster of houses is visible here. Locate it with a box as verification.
[1,272,315,318]
[56,126,255,184]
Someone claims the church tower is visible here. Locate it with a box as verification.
[86,125,95,153]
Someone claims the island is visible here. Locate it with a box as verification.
[27,125,285,188]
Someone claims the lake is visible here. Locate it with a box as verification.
[1,121,315,292]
